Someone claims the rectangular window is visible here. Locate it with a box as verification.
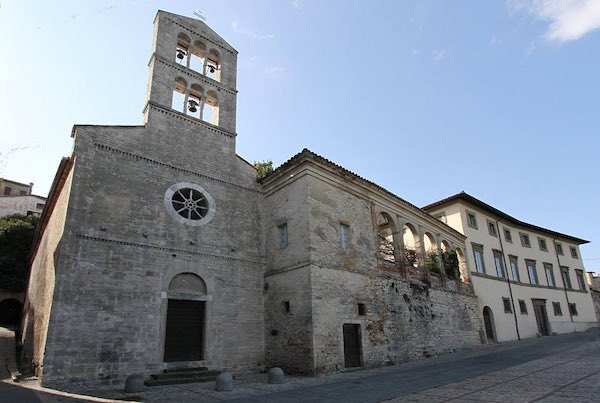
[278,223,288,248]
[561,267,572,289]
[493,250,506,278]
[488,220,498,237]
[576,270,586,291]
[467,211,478,229]
[555,243,564,255]
[520,233,531,248]
[553,302,562,316]
[503,297,512,313]
[569,303,578,316]
[509,255,520,282]
[504,228,512,243]
[472,243,485,274]
[36,203,45,209]
[570,247,578,259]
[19,190,27,196]
[544,264,556,287]
[340,223,350,250]
[3,186,11,195]
[283,301,290,313]
[526,260,538,285]
[519,300,528,314]
[538,238,548,252]
[357,303,366,316]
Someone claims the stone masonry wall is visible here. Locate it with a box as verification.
[591,289,600,325]
[306,170,482,373]
[21,163,74,376]
[40,117,266,387]
[311,267,480,373]
[263,173,314,373]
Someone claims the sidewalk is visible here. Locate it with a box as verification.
[2,327,600,402]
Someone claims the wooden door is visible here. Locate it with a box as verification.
[164,299,205,362]
[483,307,495,341]
[532,299,550,336]
[343,324,362,368]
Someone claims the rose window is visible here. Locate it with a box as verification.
[164,182,215,226]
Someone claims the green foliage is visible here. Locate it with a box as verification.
[254,160,274,181]
[404,248,418,267]
[426,250,441,274]
[441,249,460,280]
[0,214,39,291]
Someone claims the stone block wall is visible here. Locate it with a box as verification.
[311,267,480,373]
[39,118,266,387]
[21,161,74,376]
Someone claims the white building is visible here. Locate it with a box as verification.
[0,178,46,217]
[424,192,597,342]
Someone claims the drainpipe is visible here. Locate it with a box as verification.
[553,238,574,323]
[497,219,521,340]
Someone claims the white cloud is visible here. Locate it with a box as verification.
[509,0,600,43]
[431,48,447,63]
[231,20,275,40]
[265,66,284,76]
[293,0,303,10]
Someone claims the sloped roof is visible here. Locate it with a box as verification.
[261,148,466,240]
[423,191,589,245]
[156,10,237,54]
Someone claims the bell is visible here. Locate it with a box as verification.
[177,49,186,60]
[208,65,215,73]
[188,99,199,113]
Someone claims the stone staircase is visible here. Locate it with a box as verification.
[145,367,221,386]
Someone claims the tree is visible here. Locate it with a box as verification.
[0,214,39,291]
[254,160,273,181]
[441,250,460,280]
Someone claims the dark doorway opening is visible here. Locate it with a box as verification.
[532,299,550,336]
[483,306,495,341]
[343,323,362,368]
[164,299,205,362]
[0,299,23,328]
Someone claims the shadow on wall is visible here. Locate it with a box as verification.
[0,298,22,328]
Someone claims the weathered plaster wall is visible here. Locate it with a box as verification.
[21,164,74,376]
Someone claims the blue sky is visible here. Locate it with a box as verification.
[1,1,599,272]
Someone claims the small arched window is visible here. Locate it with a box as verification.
[170,79,219,126]
[171,77,188,113]
[190,41,207,73]
[175,33,191,66]
[203,90,219,125]
[205,49,220,81]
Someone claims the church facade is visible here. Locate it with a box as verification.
[22,11,482,388]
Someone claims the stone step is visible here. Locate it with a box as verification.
[163,366,209,374]
[145,374,219,387]
[152,370,220,380]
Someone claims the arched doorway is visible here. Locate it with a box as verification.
[164,273,207,362]
[0,299,23,328]
[482,306,496,342]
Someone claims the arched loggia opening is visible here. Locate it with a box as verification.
[376,212,398,263]
[403,223,419,267]
[164,273,208,362]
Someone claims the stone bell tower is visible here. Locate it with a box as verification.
[144,11,238,134]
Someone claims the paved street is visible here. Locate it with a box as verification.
[1,326,599,402]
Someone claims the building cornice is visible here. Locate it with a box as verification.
[423,191,589,245]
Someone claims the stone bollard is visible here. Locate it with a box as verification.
[268,367,284,384]
[124,374,145,393]
[215,372,233,391]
